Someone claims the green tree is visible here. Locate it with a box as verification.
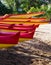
[0,1,11,15]
[5,0,17,13]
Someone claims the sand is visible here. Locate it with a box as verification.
[0,24,51,65]
[34,24,51,45]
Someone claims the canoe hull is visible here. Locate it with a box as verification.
[19,30,35,42]
[0,23,34,28]
[0,32,20,48]
[0,23,36,31]
[3,18,46,22]
[0,30,35,42]
[7,12,44,19]
[0,21,49,25]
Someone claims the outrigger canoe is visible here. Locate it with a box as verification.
[0,20,50,25]
[0,25,37,41]
[0,32,20,48]
[0,23,39,28]
[5,12,44,19]
[2,18,46,22]
[0,23,35,32]
[0,23,34,28]
[0,30,35,42]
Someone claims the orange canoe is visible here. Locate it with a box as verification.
[0,20,49,25]
[4,12,44,19]
[2,18,46,22]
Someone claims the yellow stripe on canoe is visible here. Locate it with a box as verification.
[3,18,46,22]
[3,19,28,22]
[19,38,32,42]
[0,44,16,48]
[0,38,32,48]
[0,21,49,25]
[0,29,27,32]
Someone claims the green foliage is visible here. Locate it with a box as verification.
[0,1,12,15]
[0,0,51,19]
[5,0,17,14]
[27,4,51,20]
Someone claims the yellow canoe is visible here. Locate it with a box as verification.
[0,20,50,25]
[7,12,45,19]
[3,18,46,22]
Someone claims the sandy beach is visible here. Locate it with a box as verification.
[34,24,51,45]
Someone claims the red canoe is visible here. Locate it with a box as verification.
[0,30,35,42]
[20,30,35,38]
[0,32,20,48]
[0,23,36,31]
[0,23,34,28]
[0,23,11,29]
[12,24,34,28]
[12,24,39,31]
[0,23,39,28]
